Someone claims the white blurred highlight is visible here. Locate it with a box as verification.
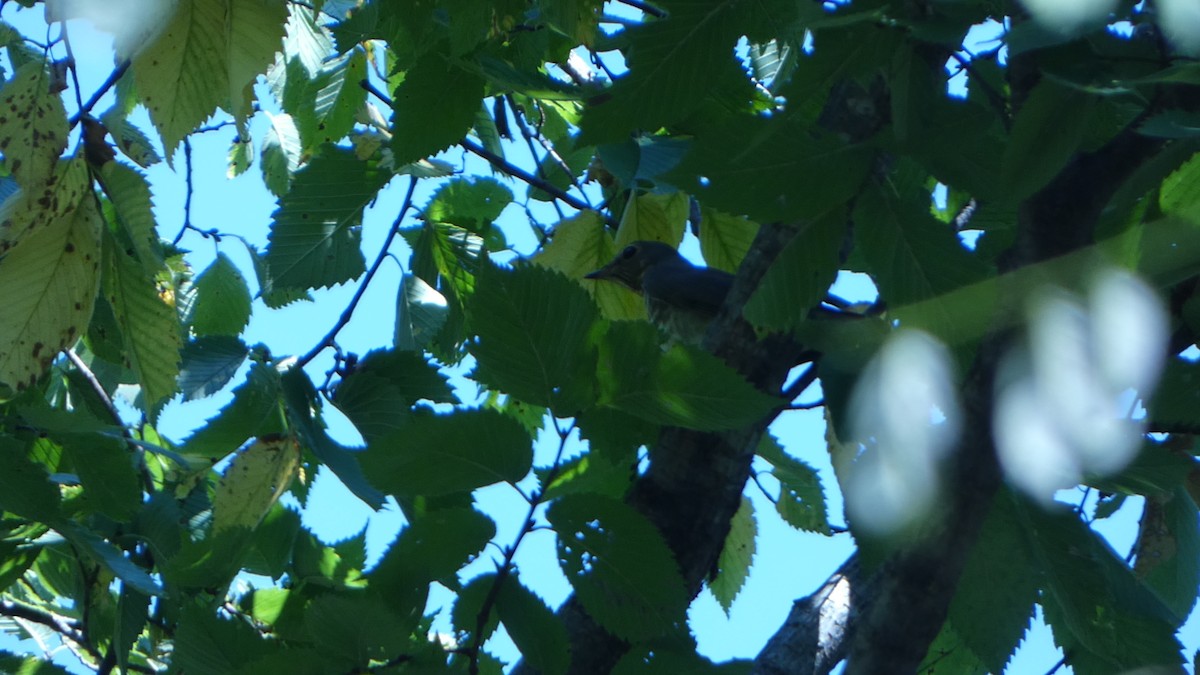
[995,270,1166,503]
[1159,0,1200,58]
[45,0,177,60]
[843,331,961,534]
[1019,0,1118,34]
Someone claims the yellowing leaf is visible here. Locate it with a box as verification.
[0,185,101,393]
[212,436,301,534]
[0,158,89,255]
[0,60,68,185]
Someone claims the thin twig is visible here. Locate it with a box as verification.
[68,61,130,127]
[296,177,419,368]
[358,78,606,221]
[614,0,667,18]
[781,364,819,402]
[171,139,196,245]
[467,421,576,674]
[66,350,155,492]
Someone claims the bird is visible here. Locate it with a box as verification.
[585,241,733,345]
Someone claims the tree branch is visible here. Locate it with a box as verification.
[296,176,418,368]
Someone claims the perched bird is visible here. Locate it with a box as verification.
[585,241,733,345]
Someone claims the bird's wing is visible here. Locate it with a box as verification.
[642,265,733,317]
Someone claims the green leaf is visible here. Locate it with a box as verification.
[1160,151,1200,225]
[183,362,286,458]
[100,110,162,167]
[369,507,495,617]
[360,409,532,497]
[394,273,449,351]
[0,173,100,395]
[948,491,1038,673]
[100,162,164,272]
[613,647,752,675]
[469,263,600,414]
[228,135,253,178]
[60,432,141,521]
[495,576,570,675]
[709,497,755,615]
[391,51,485,164]
[577,1,746,142]
[301,48,368,151]
[1136,487,1200,623]
[178,335,249,401]
[853,184,991,347]
[0,60,68,185]
[698,208,758,274]
[669,118,872,224]
[173,604,275,675]
[452,572,501,642]
[304,591,409,664]
[1019,498,1184,672]
[744,210,843,331]
[0,434,61,520]
[102,225,182,407]
[0,654,75,675]
[547,493,689,641]
[60,522,162,596]
[599,321,781,430]
[1146,359,1200,433]
[1001,79,1095,201]
[757,435,830,534]
[281,367,385,509]
[0,158,89,253]
[132,0,287,155]
[265,145,392,292]
[332,348,455,442]
[425,176,513,235]
[189,253,253,336]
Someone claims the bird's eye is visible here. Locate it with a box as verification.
[620,245,637,259]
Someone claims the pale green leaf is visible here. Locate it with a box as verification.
[102,228,182,407]
[534,210,643,321]
[0,181,100,394]
[615,191,688,249]
[212,437,301,535]
[133,0,287,156]
[228,135,252,178]
[262,111,302,196]
[710,497,755,615]
[698,208,758,274]
[182,362,286,458]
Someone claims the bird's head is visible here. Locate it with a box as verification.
[584,241,684,293]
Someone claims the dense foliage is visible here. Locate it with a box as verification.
[0,0,1198,673]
